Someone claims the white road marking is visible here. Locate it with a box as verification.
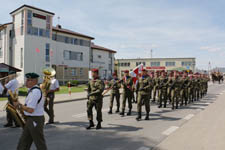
[162,126,179,136]
[183,114,194,120]
[137,147,150,150]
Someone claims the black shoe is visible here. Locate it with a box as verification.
[46,121,54,125]
[158,104,162,108]
[86,121,95,130]
[108,109,112,114]
[136,117,141,121]
[96,122,102,130]
[4,123,13,127]
[164,103,167,108]
[145,116,150,120]
[127,110,131,116]
[120,111,124,116]
[12,125,20,128]
[115,109,120,113]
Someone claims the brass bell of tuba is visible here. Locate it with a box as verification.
[40,67,56,98]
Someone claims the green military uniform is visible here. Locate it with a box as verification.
[108,77,121,114]
[187,76,194,103]
[152,75,160,102]
[171,76,181,109]
[158,75,168,108]
[87,75,105,129]
[180,76,189,106]
[120,75,133,116]
[136,74,152,121]
[167,76,174,103]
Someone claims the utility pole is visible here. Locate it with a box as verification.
[150,49,153,58]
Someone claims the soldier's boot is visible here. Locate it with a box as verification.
[120,110,125,116]
[127,109,132,116]
[176,101,179,109]
[163,101,167,108]
[185,99,188,105]
[115,107,120,113]
[136,112,142,121]
[96,122,102,130]
[158,102,162,108]
[108,108,112,114]
[145,112,150,120]
[86,120,95,130]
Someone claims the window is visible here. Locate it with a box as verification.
[151,62,160,66]
[33,27,39,36]
[136,62,145,66]
[182,61,192,66]
[109,64,112,70]
[0,31,2,40]
[80,68,83,76]
[98,55,101,59]
[64,50,83,61]
[46,15,51,29]
[45,43,50,62]
[20,48,23,68]
[21,10,24,35]
[39,29,44,37]
[0,48,2,58]
[109,53,112,58]
[46,64,50,67]
[64,51,70,60]
[46,29,50,38]
[71,68,76,76]
[27,10,32,26]
[166,62,175,66]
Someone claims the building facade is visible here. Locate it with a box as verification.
[0,5,116,84]
[115,58,196,78]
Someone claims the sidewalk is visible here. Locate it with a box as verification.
[155,88,225,150]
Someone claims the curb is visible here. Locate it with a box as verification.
[54,94,111,104]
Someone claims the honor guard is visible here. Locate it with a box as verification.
[44,77,60,124]
[15,73,47,150]
[4,72,20,128]
[108,73,121,114]
[136,69,151,121]
[86,69,105,130]
[120,70,133,116]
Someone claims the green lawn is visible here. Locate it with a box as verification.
[0,85,87,101]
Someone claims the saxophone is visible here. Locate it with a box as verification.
[5,89,26,128]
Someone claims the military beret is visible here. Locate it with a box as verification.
[141,68,147,72]
[91,68,99,73]
[124,70,129,73]
[112,72,117,76]
[25,73,39,79]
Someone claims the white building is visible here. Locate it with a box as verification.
[0,5,116,84]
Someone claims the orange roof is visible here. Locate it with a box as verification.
[52,26,94,40]
[91,43,116,53]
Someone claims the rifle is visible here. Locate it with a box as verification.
[102,79,122,96]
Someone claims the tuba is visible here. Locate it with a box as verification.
[4,90,26,128]
[40,67,56,100]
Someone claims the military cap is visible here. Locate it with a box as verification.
[91,68,99,73]
[8,71,16,75]
[25,73,39,79]
[124,70,129,73]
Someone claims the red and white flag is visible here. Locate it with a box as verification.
[130,64,144,84]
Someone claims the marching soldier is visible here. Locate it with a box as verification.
[44,76,60,124]
[86,69,105,130]
[4,72,20,128]
[15,73,47,150]
[136,69,151,121]
[120,70,133,116]
[152,71,160,103]
[108,73,121,114]
[171,71,181,109]
[158,71,168,108]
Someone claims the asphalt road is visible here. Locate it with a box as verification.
[0,82,224,150]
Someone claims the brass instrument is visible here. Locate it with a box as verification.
[40,67,56,99]
[5,90,26,128]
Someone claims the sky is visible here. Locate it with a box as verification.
[1,0,225,69]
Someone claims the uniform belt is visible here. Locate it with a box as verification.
[25,115,44,118]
